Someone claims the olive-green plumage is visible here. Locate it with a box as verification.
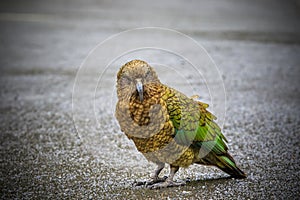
[115,60,246,188]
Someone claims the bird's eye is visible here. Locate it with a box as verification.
[145,70,151,78]
[120,76,131,85]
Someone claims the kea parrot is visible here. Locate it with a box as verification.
[115,60,246,189]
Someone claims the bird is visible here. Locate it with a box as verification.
[115,60,246,189]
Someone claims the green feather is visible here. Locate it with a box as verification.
[165,87,229,156]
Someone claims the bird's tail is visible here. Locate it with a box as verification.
[215,153,246,179]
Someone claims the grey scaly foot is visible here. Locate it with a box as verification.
[134,176,168,186]
[148,165,184,189]
[148,180,186,189]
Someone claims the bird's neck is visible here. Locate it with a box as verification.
[126,84,163,125]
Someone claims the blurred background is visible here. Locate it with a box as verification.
[0,0,299,199]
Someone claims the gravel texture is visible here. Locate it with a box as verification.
[0,0,299,199]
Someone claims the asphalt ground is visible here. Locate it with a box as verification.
[0,0,300,199]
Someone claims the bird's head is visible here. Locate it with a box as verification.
[116,60,160,102]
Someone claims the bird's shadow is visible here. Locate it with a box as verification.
[132,176,235,190]
[185,176,233,186]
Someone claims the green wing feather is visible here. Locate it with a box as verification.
[163,87,228,156]
[164,87,246,178]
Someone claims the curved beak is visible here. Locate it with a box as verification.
[136,79,143,102]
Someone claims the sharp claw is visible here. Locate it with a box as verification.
[133,180,146,186]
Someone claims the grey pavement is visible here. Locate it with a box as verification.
[0,0,300,199]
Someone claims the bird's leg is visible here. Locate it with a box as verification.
[150,162,167,182]
[134,162,167,186]
[148,165,186,189]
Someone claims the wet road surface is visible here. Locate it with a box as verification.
[1,0,300,199]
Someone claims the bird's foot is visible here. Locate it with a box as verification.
[133,176,168,186]
[148,180,186,189]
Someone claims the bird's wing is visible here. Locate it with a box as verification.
[164,87,228,155]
